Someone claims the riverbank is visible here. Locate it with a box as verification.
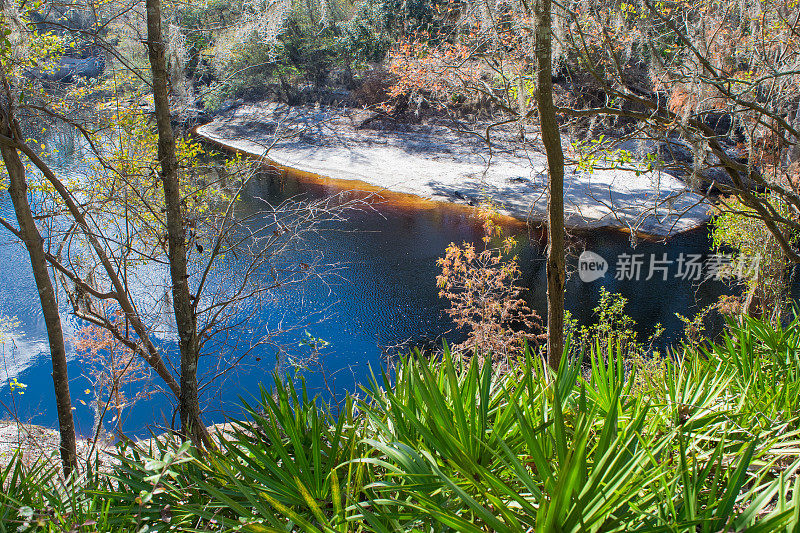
[0,419,240,472]
[0,420,111,471]
[195,102,712,237]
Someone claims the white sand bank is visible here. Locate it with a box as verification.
[196,103,711,236]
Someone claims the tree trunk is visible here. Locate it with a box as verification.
[790,99,800,165]
[517,63,527,141]
[0,121,78,477]
[533,0,566,369]
[145,0,209,446]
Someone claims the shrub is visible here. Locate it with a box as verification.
[436,207,541,361]
[712,194,793,322]
[7,314,800,531]
[353,67,398,107]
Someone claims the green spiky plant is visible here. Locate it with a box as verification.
[7,310,800,532]
[0,451,123,533]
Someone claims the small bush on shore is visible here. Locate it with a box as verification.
[4,313,800,531]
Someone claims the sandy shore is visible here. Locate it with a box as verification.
[0,419,243,474]
[195,102,712,237]
[0,420,114,472]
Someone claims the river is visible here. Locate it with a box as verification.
[0,157,730,437]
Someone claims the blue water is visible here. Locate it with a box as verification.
[0,166,729,437]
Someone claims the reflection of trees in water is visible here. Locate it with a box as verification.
[2,137,730,436]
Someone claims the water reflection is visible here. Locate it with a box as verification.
[0,165,728,436]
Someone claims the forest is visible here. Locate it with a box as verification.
[1,0,800,529]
